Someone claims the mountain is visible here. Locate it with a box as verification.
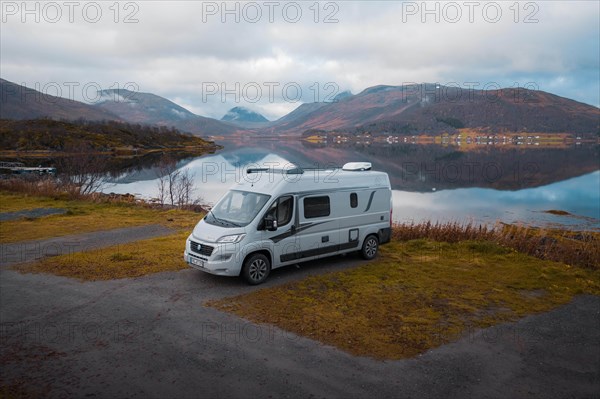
[273,102,329,126]
[3,78,597,137]
[0,79,118,121]
[222,106,268,123]
[268,84,600,135]
[332,90,353,102]
[95,89,237,136]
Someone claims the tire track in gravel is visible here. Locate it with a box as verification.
[0,224,174,267]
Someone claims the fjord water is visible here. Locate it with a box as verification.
[104,139,600,230]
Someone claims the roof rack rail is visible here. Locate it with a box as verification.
[246,167,305,175]
[246,164,373,175]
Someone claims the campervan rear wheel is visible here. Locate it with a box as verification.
[242,253,271,285]
[361,235,379,260]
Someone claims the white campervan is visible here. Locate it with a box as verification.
[184,162,392,284]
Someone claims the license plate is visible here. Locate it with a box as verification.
[190,257,204,268]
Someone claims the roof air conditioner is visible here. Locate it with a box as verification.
[342,162,372,171]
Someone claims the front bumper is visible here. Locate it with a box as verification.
[184,237,241,277]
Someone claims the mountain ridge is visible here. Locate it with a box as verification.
[268,84,600,135]
[0,79,119,122]
[1,79,598,137]
[94,88,237,136]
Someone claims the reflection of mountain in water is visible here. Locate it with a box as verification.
[104,147,279,185]
[354,144,595,191]
[104,156,197,184]
[345,144,599,191]
[81,138,599,193]
[221,139,599,192]
[218,139,325,168]
[220,147,272,166]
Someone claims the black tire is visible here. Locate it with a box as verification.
[361,235,379,260]
[242,253,271,285]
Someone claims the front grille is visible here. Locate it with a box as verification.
[190,241,214,257]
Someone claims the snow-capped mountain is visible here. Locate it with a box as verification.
[221,106,269,123]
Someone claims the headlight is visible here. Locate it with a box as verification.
[217,234,246,243]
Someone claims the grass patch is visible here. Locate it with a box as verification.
[0,191,73,213]
[544,209,571,216]
[209,240,600,360]
[393,221,600,269]
[16,231,190,281]
[0,191,201,243]
[4,191,201,279]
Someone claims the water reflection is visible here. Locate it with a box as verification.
[393,171,599,229]
[104,148,291,205]
[103,139,599,230]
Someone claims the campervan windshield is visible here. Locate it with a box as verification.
[205,190,270,227]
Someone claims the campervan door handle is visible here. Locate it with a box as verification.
[321,236,329,243]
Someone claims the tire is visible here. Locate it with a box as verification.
[361,235,379,260]
[242,253,271,285]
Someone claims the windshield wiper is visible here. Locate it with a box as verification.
[209,211,241,227]
[209,210,226,225]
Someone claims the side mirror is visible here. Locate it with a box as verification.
[264,215,278,231]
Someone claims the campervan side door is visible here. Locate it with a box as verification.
[293,194,340,262]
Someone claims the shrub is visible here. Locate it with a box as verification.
[392,221,599,269]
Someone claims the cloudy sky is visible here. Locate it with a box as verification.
[1,1,598,120]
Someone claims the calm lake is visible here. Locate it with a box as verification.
[103,139,600,230]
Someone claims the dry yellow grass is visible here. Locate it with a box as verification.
[393,221,600,269]
[17,231,190,281]
[0,191,73,213]
[0,191,202,243]
[1,191,202,280]
[209,240,600,360]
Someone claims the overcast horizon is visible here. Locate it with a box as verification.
[2,1,599,121]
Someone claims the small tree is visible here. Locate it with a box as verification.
[174,168,196,206]
[57,141,107,195]
[155,155,198,207]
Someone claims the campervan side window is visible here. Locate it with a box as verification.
[350,193,358,208]
[304,196,330,218]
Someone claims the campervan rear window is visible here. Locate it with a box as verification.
[304,196,330,218]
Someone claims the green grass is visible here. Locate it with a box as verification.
[209,240,600,360]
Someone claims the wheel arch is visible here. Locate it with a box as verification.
[363,232,379,245]
[240,249,272,275]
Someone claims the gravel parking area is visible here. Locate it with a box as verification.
[1,253,598,398]
[0,224,173,267]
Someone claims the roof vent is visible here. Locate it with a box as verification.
[342,162,372,171]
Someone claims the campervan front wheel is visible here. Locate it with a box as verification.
[361,235,379,260]
[242,253,271,285]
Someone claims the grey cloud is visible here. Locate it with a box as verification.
[1,0,598,119]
